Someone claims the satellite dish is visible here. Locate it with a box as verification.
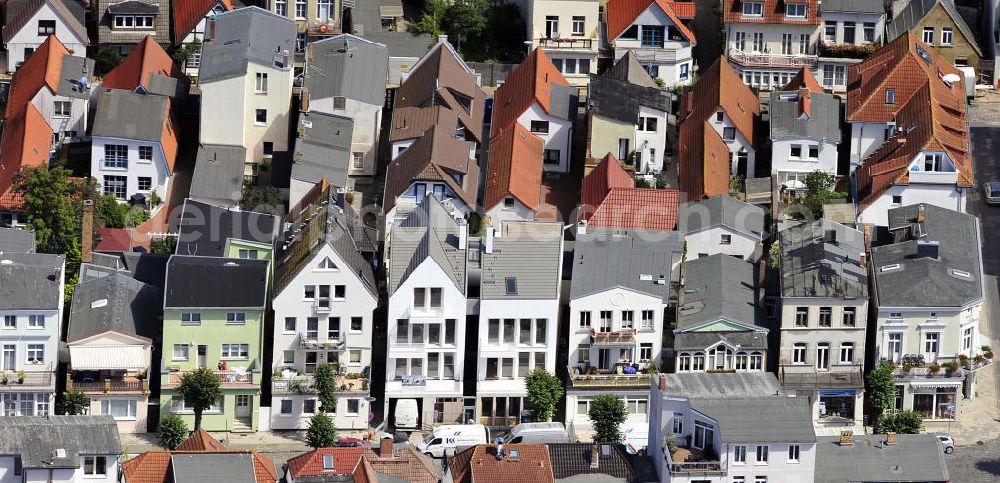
[942,73,961,83]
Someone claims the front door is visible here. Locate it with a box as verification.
[197,345,207,369]
[235,395,251,418]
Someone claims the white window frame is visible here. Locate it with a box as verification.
[785,3,807,18]
[742,2,763,17]
[220,343,249,360]
[172,344,189,361]
[941,28,953,46]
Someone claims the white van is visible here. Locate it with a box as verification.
[620,424,649,454]
[503,422,568,444]
[417,424,490,458]
[394,399,419,430]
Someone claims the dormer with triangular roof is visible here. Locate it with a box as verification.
[3,0,88,73]
[605,0,696,87]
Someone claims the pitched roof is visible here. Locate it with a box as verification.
[171,453,259,483]
[122,431,277,483]
[362,445,438,483]
[3,0,88,44]
[177,429,228,451]
[305,34,390,106]
[484,123,544,211]
[480,224,562,300]
[654,372,785,399]
[189,144,247,203]
[678,58,759,200]
[349,0,436,60]
[292,111,354,186]
[92,88,179,172]
[491,48,572,132]
[606,0,696,43]
[164,256,269,309]
[0,252,64,310]
[102,35,187,93]
[587,188,679,231]
[723,0,821,25]
[388,195,467,295]
[667,0,697,18]
[887,0,981,56]
[0,226,36,253]
[582,154,634,208]
[286,447,366,478]
[815,433,949,482]
[176,199,279,257]
[449,444,555,483]
[783,66,824,93]
[678,195,766,236]
[769,89,842,142]
[173,0,232,41]
[676,254,759,330]
[603,51,660,88]
[691,397,816,443]
[384,121,480,212]
[589,74,672,125]
[67,272,161,341]
[0,416,122,468]
[547,443,638,482]
[96,0,170,45]
[198,6,296,83]
[779,219,867,299]
[570,232,683,300]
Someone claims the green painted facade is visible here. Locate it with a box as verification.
[225,239,276,285]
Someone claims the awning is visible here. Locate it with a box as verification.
[69,345,147,371]
[819,389,856,397]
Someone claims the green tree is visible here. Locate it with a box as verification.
[240,182,283,215]
[444,0,489,48]
[481,3,526,62]
[524,369,563,422]
[866,365,896,416]
[157,414,189,449]
[94,48,123,75]
[877,410,923,434]
[412,0,449,36]
[800,170,838,219]
[177,368,223,431]
[588,394,628,443]
[57,390,90,415]
[150,236,177,254]
[165,38,201,67]
[95,194,148,229]
[306,413,338,448]
[313,363,338,412]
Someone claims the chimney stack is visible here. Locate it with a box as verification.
[379,437,394,459]
[590,445,600,469]
[917,204,926,223]
[81,199,94,263]
[496,438,505,460]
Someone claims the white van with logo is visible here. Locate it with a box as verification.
[416,424,490,457]
[503,422,568,444]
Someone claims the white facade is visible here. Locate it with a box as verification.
[0,455,119,483]
[30,77,90,147]
[484,197,535,230]
[856,151,968,226]
[873,307,981,365]
[270,243,378,430]
[849,121,892,169]
[771,137,839,187]
[683,227,759,261]
[516,102,573,173]
[635,105,669,174]
[90,136,171,202]
[307,96,383,177]
[521,0,600,87]
[727,22,820,90]
[708,107,756,177]
[610,5,695,87]
[4,2,87,72]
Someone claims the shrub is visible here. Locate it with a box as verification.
[157,414,189,450]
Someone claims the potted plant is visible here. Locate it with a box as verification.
[136,370,147,380]
[944,361,959,374]
[16,370,25,384]
[959,354,970,369]
[928,363,941,374]
[901,363,912,374]
[666,436,677,451]
[975,354,986,365]
[983,345,994,359]
[1,371,8,385]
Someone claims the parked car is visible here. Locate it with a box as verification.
[932,432,954,454]
[984,182,1000,205]
[501,422,569,444]
[416,424,490,458]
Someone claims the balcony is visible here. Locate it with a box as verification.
[163,367,257,388]
[538,37,593,49]
[622,46,687,63]
[272,373,368,395]
[297,333,345,351]
[590,328,637,346]
[67,373,149,394]
[0,368,53,391]
[878,356,990,380]
[818,42,878,60]
[567,365,649,389]
[665,445,725,475]
[728,49,818,68]
[779,365,864,389]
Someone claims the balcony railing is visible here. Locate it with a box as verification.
[297,334,345,351]
[729,49,818,68]
[590,328,637,346]
[778,365,864,389]
[538,37,593,49]
[665,446,725,475]
[68,376,149,394]
[0,369,53,390]
[878,356,989,379]
[567,365,649,389]
[163,368,256,388]
[818,42,878,60]
[272,374,368,394]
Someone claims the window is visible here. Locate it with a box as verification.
[641,310,654,329]
[638,116,658,132]
[641,26,665,48]
[535,319,546,344]
[822,64,846,87]
[114,15,153,29]
[104,144,128,168]
[351,152,364,170]
[963,326,974,352]
[544,149,560,165]
[346,398,360,415]
[755,445,768,464]
[529,120,549,134]
[137,177,152,191]
[720,234,732,245]
[723,127,736,141]
[328,317,340,340]
[795,307,809,327]
[785,3,806,17]
[295,0,307,18]
[793,343,806,364]
[304,399,316,414]
[53,100,71,117]
[808,145,819,159]
[841,21,856,44]
[840,342,854,364]
[790,144,803,158]
[103,176,127,199]
[37,19,56,35]
[101,399,137,420]
[752,32,764,52]
[922,27,934,44]
[274,0,287,16]
[816,343,830,369]
[925,332,940,355]
[279,399,292,414]
[598,311,612,332]
[824,21,837,42]
[255,72,268,93]
[133,146,153,163]
[283,316,297,333]
[843,307,856,326]
[734,445,746,463]
[735,31,747,51]
[742,2,763,16]
[347,316,363,333]
[781,34,793,55]
[445,319,456,344]
[693,420,714,449]
[349,350,362,364]
[885,88,895,104]
[818,307,832,327]
[503,319,516,344]
[864,22,875,43]
[255,109,267,124]
[572,16,585,35]
[3,316,14,328]
[83,456,107,476]
[579,311,591,327]
[640,343,653,361]
[680,63,690,80]
[545,15,559,38]
[621,311,634,329]
[577,343,590,363]
[181,313,201,325]
[282,350,294,365]
[755,477,767,483]
[226,312,246,325]
[221,344,249,359]
[27,315,44,328]
[26,344,44,364]
[317,0,334,20]
[672,412,684,433]
[173,344,189,360]
[891,195,902,205]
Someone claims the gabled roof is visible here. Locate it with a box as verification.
[164,256,269,309]
[655,372,785,399]
[0,252,64,310]
[292,111,354,186]
[570,232,683,300]
[586,188,679,231]
[305,34,389,106]
[92,88,179,172]
[783,66,824,93]
[122,433,278,483]
[769,89,842,141]
[449,444,555,483]
[173,0,232,42]
[384,121,481,212]
[0,416,121,469]
[177,429,228,451]
[102,36,187,93]
[176,199,279,257]
[676,253,760,330]
[484,123,544,211]
[821,0,884,14]
[67,272,161,341]
[692,397,816,443]
[582,154,634,208]
[815,433,949,482]
[723,0,821,25]
[887,0,981,56]
[678,195,765,236]
[198,6,296,83]
[678,58,759,200]
[606,0,696,43]
[189,144,246,203]
[480,224,562,300]
[0,226,36,253]
[3,0,88,44]
[603,51,660,88]
[388,195,467,295]
[589,74,672,125]
[491,48,572,132]
[286,447,366,478]
[779,219,867,299]
[362,445,438,483]
[547,443,638,482]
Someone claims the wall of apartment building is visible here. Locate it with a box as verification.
[306,97,383,177]
[858,183,967,227]
[683,227,759,262]
[517,103,573,173]
[873,305,982,363]
[726,23,820,55]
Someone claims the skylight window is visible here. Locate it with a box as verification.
[880,264,900,272]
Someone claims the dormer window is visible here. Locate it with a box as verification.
[785,3,807,18]
[885,88,895,104]
[742,2,763,17]
[114,15,154,29]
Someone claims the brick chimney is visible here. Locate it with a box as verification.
[81,199,94,263]
[379,437,394,459]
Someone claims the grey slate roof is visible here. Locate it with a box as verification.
[198,6,296,83]
[676,254,760,330]
[56,55,96,99]
[769,90,842,142]
[190,144,247,203]
[779,219,867,299]
[67,272,161,341]
[0,227,36,253]
[3,0,88,44]
[657,372,785,398]
[549,83,578,122]
[691,397,816,444]
[0,416,122,468]
[871,204,983,308]
[548,443,638,482]
[170,453,257,483]
[887,0,982,56]
[388,195,467,295]
[176,199,279,257]
[588,75,671,125]
[604,52,660,88]
[820,0,885,14]
[569,232,684,301]
[92,88,168,142]
[0,253,64,310]
[814,433,950,482]
[164,256,269,309]
[350,0,436,59]
[673,331,768,350]
[678,195,766,237]
[292,111,354,186]
[305,34,389,106]
[480,224,562,300]
[96,0,169,46]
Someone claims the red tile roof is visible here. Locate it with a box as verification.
[286,447,366,479]
[784,66,824,93]
[173,0,233,41]
[582,153,634,209]
[587,187,679,231]
[95,227,135,252]
[0,35,68,211]
[723,0,821,25]
[606,0,696,43]
[176,429,227,451]
[667,1,697,19]
[854,37,971,212]
[102,36,186,92]
[121,452,172,483]
[122,431,278,483]
[678,58,759,200]
[363,446,438,483]
[450,445,555,483]
[484,123,544,211]
[491,48,570,133]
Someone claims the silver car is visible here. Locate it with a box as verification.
[932,432,954,454]
[985,182,1000,205]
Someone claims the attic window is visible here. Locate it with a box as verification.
[505,277,518,295]
[508,448,520,460]
[318,257,338,270]
[639,274,653,281]
[91,299,108,308]
[452,91,473,114]
[880,263,900,272]
[916,45,933,64]
[951,268,972,279]
[333,96,346,110]
[885,89,895,105]
[322,454,334,471]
